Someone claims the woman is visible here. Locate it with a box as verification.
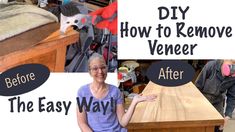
[195,60,235,132]
[76,53,157,132]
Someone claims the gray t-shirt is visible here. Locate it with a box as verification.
[77,84,127,132]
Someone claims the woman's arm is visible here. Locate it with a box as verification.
[116,94,157,127]
[195,60,216,90]
[76,107,93,132]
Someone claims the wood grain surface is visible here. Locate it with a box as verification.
[127,81,224,131]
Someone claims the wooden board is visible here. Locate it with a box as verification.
[0,23,59,56]
[127,81,224,132]
[0,25,79,72]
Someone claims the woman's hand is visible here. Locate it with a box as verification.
[117,93,157,127]
[219,116,230,130]
[132,94,157,104]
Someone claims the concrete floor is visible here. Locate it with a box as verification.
[224,111,235,132]
[224,119,235,132]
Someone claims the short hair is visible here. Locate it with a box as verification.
[88,53,106,68]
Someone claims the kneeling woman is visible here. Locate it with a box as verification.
[76,53,157,132]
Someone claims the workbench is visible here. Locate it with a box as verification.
[127,81,224,132]
[0,23,79,72]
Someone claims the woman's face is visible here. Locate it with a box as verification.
[221,60,235,77]
[89,58,107,83]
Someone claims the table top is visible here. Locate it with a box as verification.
[0,25,79,71]
[128,81,224,129]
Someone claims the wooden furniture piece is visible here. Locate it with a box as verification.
[127,81,224,132]
[0,23,79,72]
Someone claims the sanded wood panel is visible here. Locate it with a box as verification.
[127,81,224,131]
[128,127,209,132]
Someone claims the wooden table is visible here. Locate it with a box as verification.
[127,81,224,132]
[0,25,79,72]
